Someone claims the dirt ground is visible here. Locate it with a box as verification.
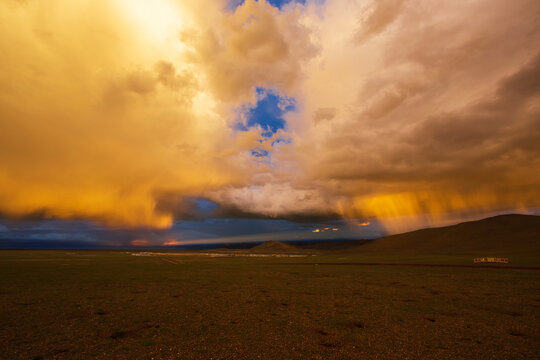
[0,251,539,359]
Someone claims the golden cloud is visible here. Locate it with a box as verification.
[0,0,539,233]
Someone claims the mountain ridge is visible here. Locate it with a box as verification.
[351,214,540,254]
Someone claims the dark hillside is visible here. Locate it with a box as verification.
[356,214,540,254]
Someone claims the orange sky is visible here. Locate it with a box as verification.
[1,0,539,233]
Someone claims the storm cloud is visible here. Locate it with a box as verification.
[0,0,539,235]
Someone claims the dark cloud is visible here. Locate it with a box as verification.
[313,107,337,123]
[212,204,342,222]
[355,0,404,43]
[410,52,540,176]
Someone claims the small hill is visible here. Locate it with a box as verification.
[356,214,540,255]
[249,240,302,253]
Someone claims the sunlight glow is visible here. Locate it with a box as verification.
[131,239,149,246]
[163,240,183,246]
[119,0,183,42]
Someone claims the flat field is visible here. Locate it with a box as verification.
[0,250,539,359]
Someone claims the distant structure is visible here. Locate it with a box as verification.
[474,257,509,263]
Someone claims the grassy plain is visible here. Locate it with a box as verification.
[0,250,539,359]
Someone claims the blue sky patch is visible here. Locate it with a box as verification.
[251,148,270,158]
[266,0,306,8]
[271,136,292,147]
[228,0,306,11]
[192,198,218,213]
[236,87,295,138]
[234,87,295,161]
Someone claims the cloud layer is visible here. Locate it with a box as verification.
[1,0,539,233]
[293,0,540,231]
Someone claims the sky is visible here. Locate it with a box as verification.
[0,0,539,248]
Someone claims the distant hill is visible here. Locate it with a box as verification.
[356,214,540,255]
[249,240,302,253]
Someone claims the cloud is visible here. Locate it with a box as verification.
[0,0,289,227]
[0,0,539,235]
[285,0,540,231]
[131,239,149,246]
[163,240,182,246]
[0,0,322,228]
[182,0,317,103]
[355,0,404,43]
[209,183,334,218]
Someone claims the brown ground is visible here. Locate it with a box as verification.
[0,250,539,359]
